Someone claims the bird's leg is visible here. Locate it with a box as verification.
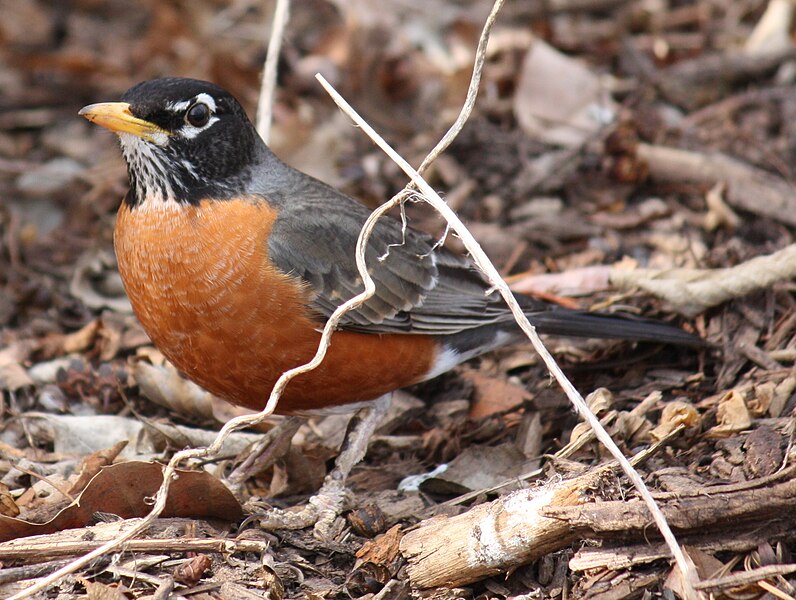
[228,416,303,486]
[252,394,392,538]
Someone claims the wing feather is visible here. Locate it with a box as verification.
[264,177,511,335]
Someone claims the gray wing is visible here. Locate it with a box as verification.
[264,176,517,335]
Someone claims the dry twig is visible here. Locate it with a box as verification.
[611,243,796,317]
[255,0,291,143]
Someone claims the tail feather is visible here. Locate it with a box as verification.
[438,302,704,369]
[528,307,703,347]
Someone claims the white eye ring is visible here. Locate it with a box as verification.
[185,102,211,127]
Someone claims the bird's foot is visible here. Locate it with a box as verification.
[245,394,391,539]
[252,476,354,538]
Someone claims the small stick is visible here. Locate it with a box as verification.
[0,537,268,562]
[255,0,291,143]
[694,564,796,592]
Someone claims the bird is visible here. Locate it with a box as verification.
[80,77,700,532]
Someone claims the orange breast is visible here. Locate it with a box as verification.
[114,198,437,414]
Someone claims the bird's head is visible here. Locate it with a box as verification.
[80,77,259,208]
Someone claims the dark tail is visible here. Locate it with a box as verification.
[525,303,703,347]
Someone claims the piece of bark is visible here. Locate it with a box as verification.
[655,47,796,109]
[401,465,796,590]
[546,475,796,534]
[636,143,796,227]
[399,468,607,589]
[570,521,796,571]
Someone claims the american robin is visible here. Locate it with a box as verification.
[80,78,698,414]
[80,77,699,531]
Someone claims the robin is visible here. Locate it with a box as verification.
[80,77,699,531]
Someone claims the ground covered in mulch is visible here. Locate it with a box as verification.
[1,0,796,598]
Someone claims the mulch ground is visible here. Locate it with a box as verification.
[1,1,795,598]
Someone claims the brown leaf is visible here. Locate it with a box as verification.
[613,411,652,445]
[67,440,128,497]
[514,39,617,147]
[683,546,724,579]
[0,483,20,518]
[348,504,388,538]
[586,387,614,416]
[355,524,402,578]
[743,426,783,479]
[663,547,700,600]
[0,349,34,391]
[79,579,130,600]
[133,361,216,420]
[219,581,269,599]
[0,461,242,543]
[349,523,402,595]
[650,400,701,441]
[461,370,531,420]
[262,557,285,600]
[508,265,612,298]
[69,249,132,313]
[708,390,752,437]
[421,444,528,495]
[173,554,212,586]
[60,319,102,354]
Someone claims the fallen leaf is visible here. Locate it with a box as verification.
[613,411,651,445]
[0,461,242,542]
[347,504,388,538]
[67,440,128,497]
[0,483,20,518]
[508,265,612,297]
[650,400,700,441]
[586,388,614,415]
[570,388,616,445]
[69,249,132,313]
[744,0,793,55]
[420,443,528,495]
[60,319,102,355]
[174,554,212,586]
[749,381,776,416]
[0,349,34,391]
[770,375,796,417]
[663,547,700,600]
[707,390,752,437]
[514,38,617,147]
[683,546,724,579]
[133,361,216,421]
[460,370,531,420]
[220,581,270,599]
[25,413,262,459]
[355,524,402,567]
[78,579,129,600]
[262,556,285,600]
[743,426,783,479]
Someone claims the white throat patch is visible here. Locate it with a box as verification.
[119,132,182,206]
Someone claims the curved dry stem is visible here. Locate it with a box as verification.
[315,74,700,599]
[415,0,505,176]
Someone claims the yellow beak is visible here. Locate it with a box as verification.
[79,102,168,142]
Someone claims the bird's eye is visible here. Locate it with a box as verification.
[185,102,211,127]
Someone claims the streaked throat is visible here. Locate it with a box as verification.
[119,133,188,208]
